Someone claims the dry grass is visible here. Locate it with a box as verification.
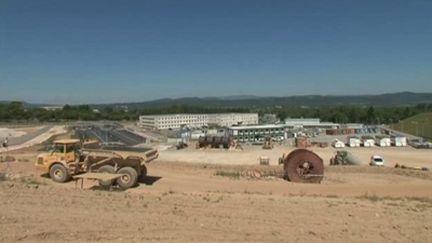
[215,167,283,180]
[357,193,432,205]
[215,170,241,179]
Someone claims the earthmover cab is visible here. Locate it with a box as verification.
[52,139,80,162]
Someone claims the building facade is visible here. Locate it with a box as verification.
[139,114,208,130]
[207,113,258,127]
[228,124,287,142]
[285,118,339,129]
[139,113,258,130]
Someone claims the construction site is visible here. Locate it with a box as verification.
[3,0,432,241]
[0,120,431,242]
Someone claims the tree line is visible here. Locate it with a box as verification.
[270,104,432,125]
[0,101,431,125]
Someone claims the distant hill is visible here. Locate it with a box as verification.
[95,92,432,109]
[0,101,45,108]
[3,92,432,108]
[390,112,432,140]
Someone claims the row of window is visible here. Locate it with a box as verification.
[238,131,284,135]
[156,116,207,121]
[237,129,284,133]
[157,121,207,125]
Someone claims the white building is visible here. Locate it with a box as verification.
[41,106,63,111]
[362,136,375,147]
[285,118,339,129]
[341,123,364,129]
[228,124,287,142]
[139,113,258,130]
[208,113,258,127]
[375,136,391,147]
[392,136,407,147]
[139,114,208,130]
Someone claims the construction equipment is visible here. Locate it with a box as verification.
[330,150,362,166]
[35,139,159,189]
[262,137,274,149]
[176,141,188,150]
[279,149,324,183]
[197,136,233,149]
[310,141,329,148]
[369,155,384,166]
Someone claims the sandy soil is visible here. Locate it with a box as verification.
[13,126,44,134]
[0,146,432,242]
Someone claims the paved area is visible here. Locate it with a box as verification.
[74,125,146,146]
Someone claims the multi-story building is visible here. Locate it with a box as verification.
[228,124,287,142]
[207,113,258,127]
[139,114,208,130]
[285,118,339,129]
[139,113,258,130]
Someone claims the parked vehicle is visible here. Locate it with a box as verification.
[369,155,384,166]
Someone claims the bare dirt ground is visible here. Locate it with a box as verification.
[13,126,44,134]
[160,144,432,167]
[1,145,432,242]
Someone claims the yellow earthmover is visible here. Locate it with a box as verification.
[35,139,158,189]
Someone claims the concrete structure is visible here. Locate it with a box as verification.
[285,118,339,129]
[139,113,258,130]
[341,123,364,129]
[139,114,208,130]
[208,113,258,127]
[228,124,286,143]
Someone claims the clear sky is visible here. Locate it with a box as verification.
[1,0,431,104]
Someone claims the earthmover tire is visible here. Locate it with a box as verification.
[97,165,115,187]
[116,167,138,190]
[49,164,71,183]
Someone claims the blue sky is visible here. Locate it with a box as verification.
[1,0,431,104]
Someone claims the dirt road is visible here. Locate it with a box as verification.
[0,147,431,242]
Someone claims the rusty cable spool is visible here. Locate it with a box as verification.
[282,149,324,183]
